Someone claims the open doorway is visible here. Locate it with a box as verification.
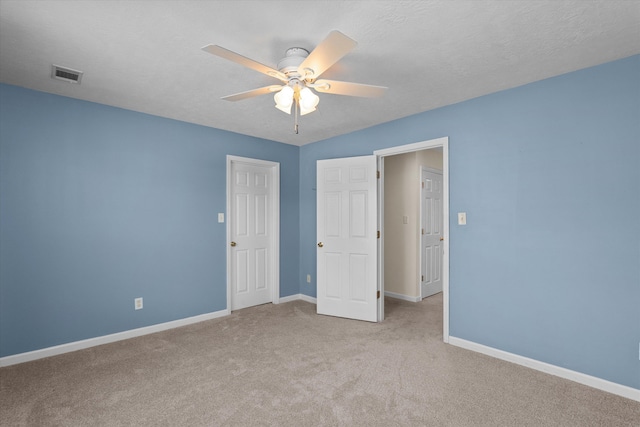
[375,137,449,342]
[382,149,443,301]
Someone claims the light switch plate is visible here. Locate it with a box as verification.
[458,212,467,225]
[218,213,224,223]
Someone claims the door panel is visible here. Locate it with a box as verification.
[230,161,272,310]
[317,155,378,322]
[255,248,267,290]
[236,249,249,293]
[255,194,267,235]
[421,169,443,298]
[349,254,368,301]
[325,253,342,299]
[350,191,367,237]
[235,194,248,236]
[325,192,341,237]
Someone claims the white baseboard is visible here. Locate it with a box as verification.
[299,294,317,304]
[384,291,421,302]
[279,293,317,304]
[1,295,322,367]
[278,294,300,303]
[0,308,230,368]
[448,336,640,402]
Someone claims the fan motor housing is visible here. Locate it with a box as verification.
[277,47,309,77]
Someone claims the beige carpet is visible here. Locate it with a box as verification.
[1,294,638,426]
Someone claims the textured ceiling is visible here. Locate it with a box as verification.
[1,1,639,146]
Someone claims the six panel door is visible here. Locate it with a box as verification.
[316,155,378,322]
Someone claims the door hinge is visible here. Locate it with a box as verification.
[377,290,381,299]
[377,230,380,239]
[421,228,425,235]
[422,275,424,281]
[422,181,424,188]
[376,171,380,179]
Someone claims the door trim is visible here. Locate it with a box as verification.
[374,136,449,343]
[226,155,280,311]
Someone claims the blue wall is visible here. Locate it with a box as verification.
[0,85,299,357]
[1,55,638,391]
[299,55,639,389]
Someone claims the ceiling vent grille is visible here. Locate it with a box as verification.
[51,65,83,84]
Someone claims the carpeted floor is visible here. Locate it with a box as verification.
[1,294,638,426]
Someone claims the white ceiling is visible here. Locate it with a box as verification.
[1,1,638,146]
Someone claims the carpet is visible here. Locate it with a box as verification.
[1,294,638,426]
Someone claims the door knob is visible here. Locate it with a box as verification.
[439,237,444,241]
[317,242,324,248]
[230,241,237,247]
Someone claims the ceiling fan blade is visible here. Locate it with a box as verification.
[202,45,288,82]
[313,80,387,98]
[297,31,357,79]
[222,85,284,102]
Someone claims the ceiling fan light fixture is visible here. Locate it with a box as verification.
[275,103,292,114]
[274,85,294,114]
[299,87,320,116]
[203,31,387,132]
[299,105,316,116]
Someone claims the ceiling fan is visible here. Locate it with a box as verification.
[202,31,387,133]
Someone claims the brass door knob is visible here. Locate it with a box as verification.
[317,242,324,248]
[230,241,237,247]
[440,237,444,241]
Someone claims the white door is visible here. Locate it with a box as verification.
[421,168,443,298]
[316,155,378,322]
[229,159,276,310]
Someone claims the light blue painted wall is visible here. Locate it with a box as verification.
[1,55,638,391]
[299,55,640,389]
[0,85,300,357]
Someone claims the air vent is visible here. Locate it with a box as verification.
[51,65,83,84]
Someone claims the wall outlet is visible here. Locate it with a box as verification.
[306,274,311,283]
[134,297,143,310]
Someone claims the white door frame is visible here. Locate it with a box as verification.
[374,137,450,342]
[226,155,280,311]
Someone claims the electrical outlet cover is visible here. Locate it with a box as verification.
[458,212,467,225]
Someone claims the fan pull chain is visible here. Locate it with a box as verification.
[294,98,299,134]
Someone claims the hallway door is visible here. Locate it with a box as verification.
[420,168,443,298]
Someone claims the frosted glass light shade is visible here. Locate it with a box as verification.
[274,86,294,114]
[299,87,319,116]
